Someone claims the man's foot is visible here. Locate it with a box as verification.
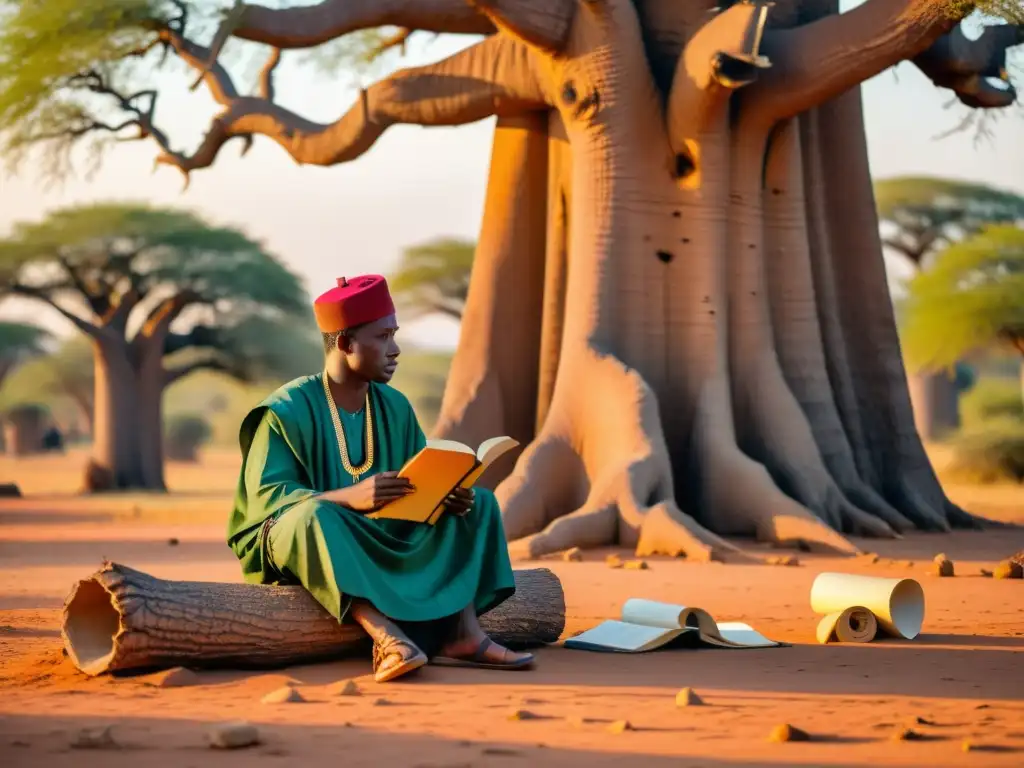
[372,635,428,683]
[432,636,535,670]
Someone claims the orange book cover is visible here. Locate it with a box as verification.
[367,437,519,524]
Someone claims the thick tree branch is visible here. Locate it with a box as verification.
[881,236,928,266]
[54,254,108,318]
[666,2,772,168]
[259,47,282,102]
[152,32,548,181]
[137,291,200,344]
[467,0,575,53]
[7,285,102,337]
[210,0,495,50]
[913,22,1024,108]
[742,0,977,123]
[163,355,246,387]
[163,326,220,356]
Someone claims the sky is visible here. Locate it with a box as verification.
[1,3,1022,351]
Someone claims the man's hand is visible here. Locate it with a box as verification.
[319,472,415,513]
[444,486,475,517]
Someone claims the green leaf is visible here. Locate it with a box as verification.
[901,224,1024,372]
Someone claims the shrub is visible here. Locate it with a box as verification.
[959,378,1023,428]
[943,420,1024,484]
[164,413,213,462]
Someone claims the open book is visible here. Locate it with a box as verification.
[366,436,519,524]
[563,598,782,653]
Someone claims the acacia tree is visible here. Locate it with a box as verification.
[902,224,1024,401]
[2,1,1022,557]
[875,177,1024,438]
[390,237,475,319]
[0,204,310,491]
[0,321,51,390]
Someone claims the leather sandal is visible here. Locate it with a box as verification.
[372,635,428,683]
[431,637,535,670]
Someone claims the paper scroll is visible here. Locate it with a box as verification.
[810,573,925,644]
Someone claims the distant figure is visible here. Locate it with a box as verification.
[227,275,532,682]
[42,425,64,452]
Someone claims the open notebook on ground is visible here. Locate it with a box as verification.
[563,598,783,653]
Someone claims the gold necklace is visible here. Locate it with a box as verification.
[322,372,374,482]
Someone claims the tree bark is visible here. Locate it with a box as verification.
[87,337,150,491]
[814,87,965,530]
[431,112,549,489]
[908,369,961,441]
[61,562,565,676]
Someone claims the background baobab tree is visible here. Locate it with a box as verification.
[875,176,1024,439]
[2,0,1022,558]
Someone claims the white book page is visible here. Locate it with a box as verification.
[715,622,780,648]
[620,598,692,628]
[567,620,678,652]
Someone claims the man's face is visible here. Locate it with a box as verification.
[343,314,401,383]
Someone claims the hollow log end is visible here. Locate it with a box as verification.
[61,562,126,676]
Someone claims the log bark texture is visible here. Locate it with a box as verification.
[61,562,566,676]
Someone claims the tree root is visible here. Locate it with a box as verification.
[689,381,862,556]
[497,354,742,563]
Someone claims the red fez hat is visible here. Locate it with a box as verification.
[313,275,395,333]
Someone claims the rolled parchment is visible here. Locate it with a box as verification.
[810,572,924,642]
[815,606,878,644]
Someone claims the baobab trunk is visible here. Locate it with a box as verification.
[908,370,961,441]
[431,112,549,488]
[134,341,169,491]
[86,338,151,491]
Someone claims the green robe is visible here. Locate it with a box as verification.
[227,374,515,624]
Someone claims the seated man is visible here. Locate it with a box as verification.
[227,274,533,682]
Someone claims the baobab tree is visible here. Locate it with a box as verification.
[875,176,1024,439]
[0,204,311,491]
[2,1,1022,558]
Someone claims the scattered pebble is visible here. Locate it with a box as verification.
[328,679,360,697]
[929,557,954,577]
[675,687,704,707]
[373,698,391,706]
[994,560,1023,580]
[562,547,583,562]
[891,727,924,741]
[908,716,935,726]
[261,686,305,704]
[607,720,633,734]
[144,666,200,688]
[623,559,649,570]
[766,555,800,567]
[71,725,117,750]
[980,568,993,577]
[605,555,623,569]
[858,552,880,564]
[507,708,539,721]
[208,721,260,750]
[768,724,809,743]
[167,537,179,546]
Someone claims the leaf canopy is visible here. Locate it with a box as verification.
[0,201,311,328]
[901,224,1024,372]
[389,237,474,320]
[0,320,51,360]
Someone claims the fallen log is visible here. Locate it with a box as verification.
[61,561,566,676]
